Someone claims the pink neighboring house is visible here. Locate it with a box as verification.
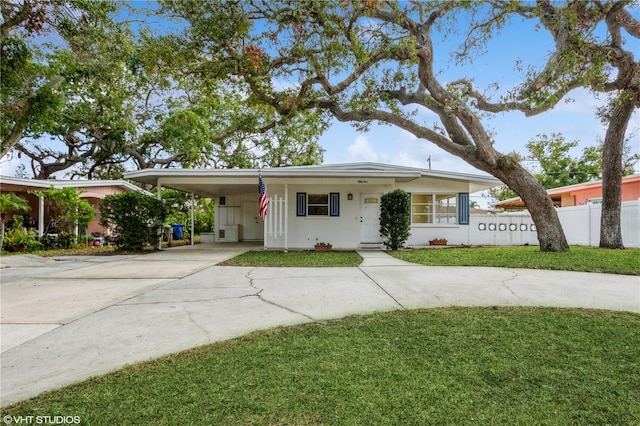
[0,176,147,237]
[495,174,640,210]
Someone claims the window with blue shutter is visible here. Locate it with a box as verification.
[296,192,307,216]
[330,193,340,216]
[296,192,340,217]
[458,192,470,225]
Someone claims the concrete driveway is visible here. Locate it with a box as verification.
[1,245,638,406]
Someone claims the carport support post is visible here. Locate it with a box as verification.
[38,196,44,238]
[190,192,195,246]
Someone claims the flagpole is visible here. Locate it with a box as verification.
[258,171,268,249]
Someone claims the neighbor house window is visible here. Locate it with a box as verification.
[411,193,458,224]
[297,192,340,216]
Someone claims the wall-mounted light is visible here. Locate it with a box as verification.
[347,193,353,200]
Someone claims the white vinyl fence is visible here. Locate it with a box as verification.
[468,199,639,248]
[556,199,639,248]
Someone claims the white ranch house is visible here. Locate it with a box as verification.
[125,163,502,250]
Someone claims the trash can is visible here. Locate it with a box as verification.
[172,224,184,240]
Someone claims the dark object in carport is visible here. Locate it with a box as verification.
[172,224,184,240]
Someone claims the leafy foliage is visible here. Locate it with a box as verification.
[30,186,94,234]
[379,189,411,250]
[1,0,120,161]
[0,192,30,217]
[2,214,42,252]
[99,191,168,251]
[195,198,215,234]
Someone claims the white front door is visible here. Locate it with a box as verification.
[360,194,382,243]
[242,201,264,240]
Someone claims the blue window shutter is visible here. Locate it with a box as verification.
[330,193,340,216]
[296,192,307,216]
[458,192,470,225]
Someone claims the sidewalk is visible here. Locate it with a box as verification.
[1,247,638,406]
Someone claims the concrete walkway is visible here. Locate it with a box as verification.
[1,245,638,406]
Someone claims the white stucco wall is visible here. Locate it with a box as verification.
[260,176,481,249]
[266,180,395,250]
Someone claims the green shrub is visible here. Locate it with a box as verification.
[2,215,42,252]
[39,232,76,249]
[99,192,168,251]
[380,189,411,250]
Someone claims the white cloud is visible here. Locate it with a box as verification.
[346,135,380,162]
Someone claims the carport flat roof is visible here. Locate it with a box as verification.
[123,162,501,198]
[0,176,147,194]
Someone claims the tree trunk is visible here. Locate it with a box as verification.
[494,164,569,252]
[600,92,636,249]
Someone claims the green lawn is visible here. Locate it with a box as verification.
[220,250,363,267]
[390,245,640,275]
[3,308,638,425]
[218,246,639,275]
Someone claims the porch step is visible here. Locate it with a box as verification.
[359,242,384,250]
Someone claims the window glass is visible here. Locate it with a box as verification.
[308,194,328,204]
[308,194,329,216]
[435,194,457,224]
[411,194,433,224]
[411,193,457,224]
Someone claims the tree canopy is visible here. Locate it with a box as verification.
[1,0,326,178]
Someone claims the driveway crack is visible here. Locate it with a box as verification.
[244,269,316,321]
[502,270,524,300]
[358,267,406,309]
[186,311,209,336]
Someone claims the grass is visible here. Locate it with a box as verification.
[220,250,363,267]
[0,245,117,257]
[2,307,638,425]
[391,245,640,275]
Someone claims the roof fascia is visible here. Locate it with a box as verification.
[0,176,148,195]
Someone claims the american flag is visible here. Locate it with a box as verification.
[258,175,269,221]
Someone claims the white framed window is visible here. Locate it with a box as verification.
[411,194,433,223]
[411,193,457,224]
[308,194,329,216]
[297,192,340,217]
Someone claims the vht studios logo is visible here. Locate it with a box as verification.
[3,416,81,425]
